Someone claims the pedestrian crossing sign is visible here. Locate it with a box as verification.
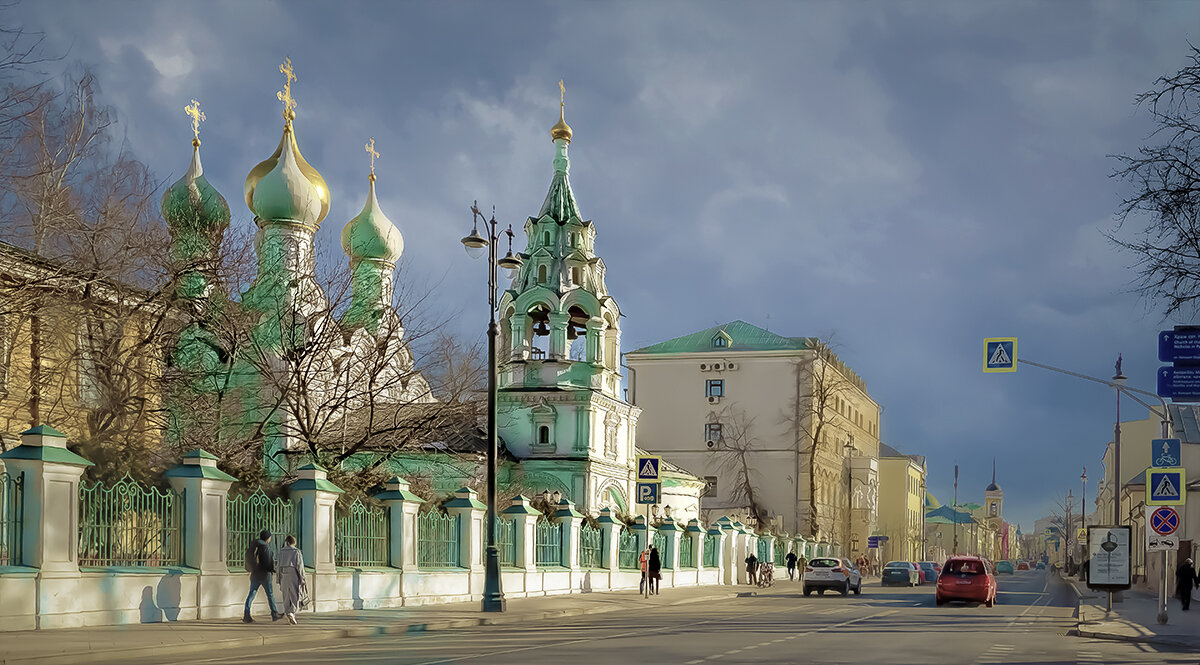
[1146,467,1186,505]
[636,455,661,481]
[983,337,1017,373]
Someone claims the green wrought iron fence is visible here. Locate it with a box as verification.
[496,517,516,567]
[226,487,297,569]
[0,471,23,566]
[618,526,639,569]
[678,533,695,568]
[774,540,786,566]
[579,523,603,569]
[757,537,770,563]
[417,511,460,568]
[335,498,389,567]
[78,475,182,567]
[534,518,562,567]
[703,534,719,567]
[653,531,672,569]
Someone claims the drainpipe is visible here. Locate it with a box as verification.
[621,353,636,405]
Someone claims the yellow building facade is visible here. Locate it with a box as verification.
[878,443,926,562]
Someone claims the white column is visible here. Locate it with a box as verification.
[289,464,343,613]
[165,449,235,574]
[444,487,486,572]
[598,508,621,571]
[556,498,584,569]
[375,476,422,570]
[0,426,93,628]
[503,495,540,573]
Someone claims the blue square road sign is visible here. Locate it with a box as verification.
[636,456,661,481]
[636,482,660,505]
[1152,439,1182,468]
[1147,467,1186,506]
[984,338,1017,373]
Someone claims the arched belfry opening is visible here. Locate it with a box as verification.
[528,304,551,359]
[567,305,589,361]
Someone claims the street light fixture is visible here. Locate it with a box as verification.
[844,438,854,558]
[462,201,522,613]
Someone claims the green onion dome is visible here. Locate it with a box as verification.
[341,173,403,263]
[245,123,330,226]
[161,139,231,254]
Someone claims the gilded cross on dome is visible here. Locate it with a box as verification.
[559,79,565,105]
[277,57,297,124]
[365,137,379,180]
[184,99,205,146]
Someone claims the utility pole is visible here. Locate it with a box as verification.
[953,465,959,555]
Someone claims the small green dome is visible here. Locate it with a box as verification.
[251,126,325,226]
[161,141,231,253]
[341,175,403,263]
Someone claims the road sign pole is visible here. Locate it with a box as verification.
[1158,549,1169,624]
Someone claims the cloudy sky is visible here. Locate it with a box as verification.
[9,0,1199,529]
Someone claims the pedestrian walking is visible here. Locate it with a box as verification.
[785,550,798,581]
[797,555,807,581]
[243,530,281,623]
[745,552,758,586]
[276,535,307,625]
[639,548,650,594]
[1176,557,1198,611]
[648,545,662,595]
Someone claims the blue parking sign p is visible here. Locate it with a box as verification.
[636,482,659,505]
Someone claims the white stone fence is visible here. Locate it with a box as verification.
[0,428,816,630]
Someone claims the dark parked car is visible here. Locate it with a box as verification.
[881,561,920,587]
[918,561,939,583]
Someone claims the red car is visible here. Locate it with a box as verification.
[936,555,997,607]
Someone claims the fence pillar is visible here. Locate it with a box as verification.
[165,449,235,574]
[289,464,343,576]
[0,426,92,573]
[444,487,485,572]
[503,495,539,572]
[716,517,736,585]
[634,515,650,555]
[685,518,703,569]
[0,426,93,629]
[706,525,726,581]
[658,517,680,571]
[597,508,620,571]
[375,476,422,570]
[555,498,584,569]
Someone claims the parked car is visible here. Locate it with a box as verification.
[918,562,939,583]
[1016,561,1030,571]
[881,561,921,587]
[803,557,863,596]
[936,556,997,607]
[996,560,1014,574]
[1035,561,1046,570]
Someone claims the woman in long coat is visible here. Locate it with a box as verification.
[276,535,307,624]
[1176,557,1198,611]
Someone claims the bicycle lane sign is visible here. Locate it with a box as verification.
[1152,439,1181,468]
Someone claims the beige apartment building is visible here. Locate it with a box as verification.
[877,443,927,562]
[626,320,882,549]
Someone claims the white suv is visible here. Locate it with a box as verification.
[803,557,863,596]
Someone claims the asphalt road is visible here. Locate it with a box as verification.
[135,571,1197,665]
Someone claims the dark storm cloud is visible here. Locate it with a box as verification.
[9,0,1199,528]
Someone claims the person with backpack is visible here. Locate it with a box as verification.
[243,529,281,623]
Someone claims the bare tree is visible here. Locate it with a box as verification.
[1110,43,1200,318]
[711,405,771,528]
[789,337,856,541]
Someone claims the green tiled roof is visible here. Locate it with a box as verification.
[631,320,809,355]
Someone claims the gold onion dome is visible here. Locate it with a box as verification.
[550,105,572,143]
[246,123,329,226]
[341,173,404,264]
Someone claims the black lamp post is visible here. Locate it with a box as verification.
[462,201,522,613]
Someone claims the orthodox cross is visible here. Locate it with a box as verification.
[365,137,379,179]
[277,57,297,123]
[184,99,205,143]
[559,79,565,106]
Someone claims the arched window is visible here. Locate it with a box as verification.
[544,231,551,245]
[538,265,547,284]
[571,267,582,285]
[538,426,550,445]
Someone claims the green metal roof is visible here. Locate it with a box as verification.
[631,320,809,355]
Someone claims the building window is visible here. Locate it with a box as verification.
[537,265,547,284]
[705,379,724,398]
[703,476,718,497]
[571,267,581,285]
[538,425,550,445]
[705,422,723,442]
[544,231,551,245]
[712,336,726,347]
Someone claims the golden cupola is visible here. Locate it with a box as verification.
[243,58,330,226]
[550,79,573,143]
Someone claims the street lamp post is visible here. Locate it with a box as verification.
[462,202,523,613]
[844,439,854,557]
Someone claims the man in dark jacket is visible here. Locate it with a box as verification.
[785,551,798,581]
[648,546,662,595]
[1176,558,1198,611]
[745,552,758,585]
[244,530,281,623]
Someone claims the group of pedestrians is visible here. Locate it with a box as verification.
[640,545,663,594]
[243,530,308,625]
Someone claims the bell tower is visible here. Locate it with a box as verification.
[984,459,1003,529]
[495,84,639,510]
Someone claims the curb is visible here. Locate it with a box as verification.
[1075,627,1200,650]
[2,591,741,665]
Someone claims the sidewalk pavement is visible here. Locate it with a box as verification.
[1069,577,1200,649]
[0,585,742,665]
